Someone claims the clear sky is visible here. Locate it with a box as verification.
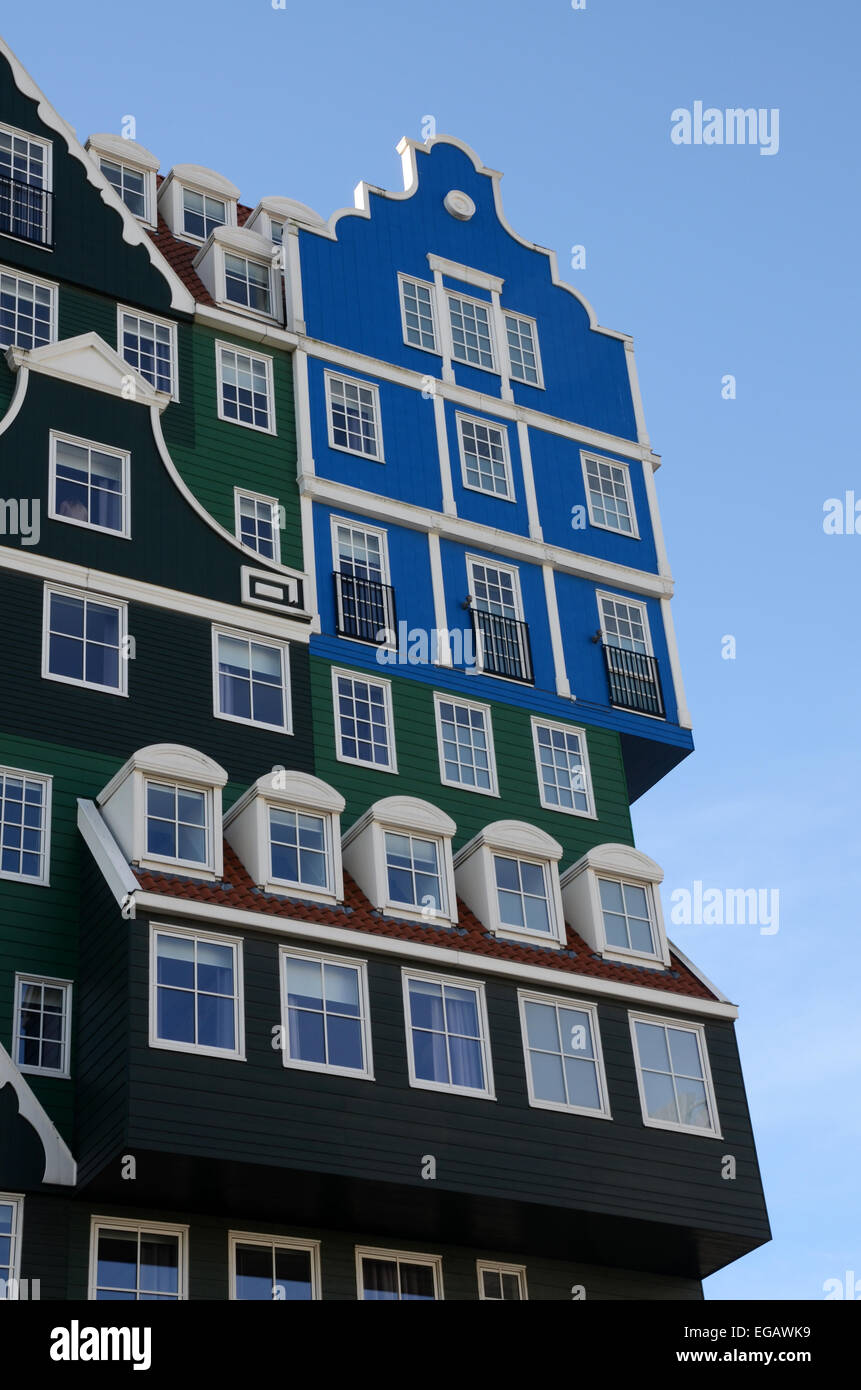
[5,0,859,1300]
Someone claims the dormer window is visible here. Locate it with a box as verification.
[454,822,566,947]
[103,160,147,218]
[183,188,225,240]
[494,855,553,937]
[193,227,279,323]
[85,135,159,228]
[270,808,331,895]
[599,878,655,955]
[156,165,238,242]
[225,252,271,314]
[145,781,209,868]
[385,832,443,914]
[224,771,345,905]
[560,844,670,969]
[342,797,457,925]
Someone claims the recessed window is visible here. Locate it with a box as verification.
[118,308,176,396]
[326,372,383,460]
[504,312,542,386]
[230,1233,320,1301]
[447,292,496,371]
[279,948,373,1078]
[270,806,331,892]
[0,267,55,348]
[145,781,209,868]
[467,557,531,683]
[151,926,242,1058]
[399,275,438,352]
[477,1262,527,1300]
[495,855,554,937]
[386,832,443,913]
[183,187,226,239]
[532,719,595,818]
[43,586,127,695]
[90,1219,186,1300]
[599,593,650,653]
[630,1016,720,1136]
[234,490,280,561]
[101,159,147,219]
[0,767,50,885]
[217,344,274,433]
[224,252,271,315]
[14,975,71,1077]
[357,1247,442,1301]
[599,878,656,956]
[403,970,494,1098]
[560,844,669,968]
[213,628,290,733]
[519,992,610,1116]
[583,453,637,535]
[332,518,394,643]
[457,415,513,499]
[0,125,51,246]
[434,696,496,795]
[333,669,396,771]
[49,433,129,537]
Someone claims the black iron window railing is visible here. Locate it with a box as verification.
[602,643,664,717]
[471,608,533,683]
[0,175,52,247]
[334,571,397,644]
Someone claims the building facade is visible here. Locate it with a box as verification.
[0,37,769,1301]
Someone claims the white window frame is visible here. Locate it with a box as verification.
[453,822,566,948]
[492,853,559,942]
[397,273,440,355]
[331,666,397,774]
[0,1194,24,1297]
[455,412,514,501]
[330,515,391,583]
[629,1013,721,1139]
[0,263,57,346]
[384,830,448,919]
[401,967,495,1100]
[143,779,215,874]
[41,583,128,697]
[216,341,276,436]
[234,488,282,563]
[0,765,51,886]
[48,429,131,540]
[0,122,52,248]
[445,287,499,374]
[325,370,384,462]
[99,156,154,226]
[13,973,72,1078]
[211,625,292,735]
[560,844,669,969]
[581,451,639,538]
[180,184,232,243]
[596,590,653,654]
[88,1216,189,1301]
[597,876,660,959]
[148,922,245,1062]
[278,944,374,1081]
[342,798,458,926]
[268,803,335,896]
[117,305,178,399]
[531,718,596,819]
[466,554,529,682]
[355,1245,444,1301]
[476,1260,528,1300]
[228,1230,321,1301]
[433,693,498,797]
[221,248,276,320]
[503,309,544,389]
[518,990,611,1119]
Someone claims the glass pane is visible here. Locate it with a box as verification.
[196,941,234,994]
[500,1273,522,1300]
[97,1232,138,1291]
[286,957,323,1010]
[408,978,444,1031]
[139,1234,179,1294]
[326,1014,363,1070]
[448,1035,484,1090]
[412,1028,449,1084]
[157,988,194,1044]
[362,1258,398,1300]
[289,1006,325,1063]
[399,1262,436,1301]
[524,1001,559,1052]
[642,1069,678,1123]
[273,1248,313,1300]
[564,1056,601,1109]
[668,1027,703,1078]
[444,986,479,1037]
[197,993,235,1050]
[636,1021,671,1072]
[234,1243,273,1300]
[560,1008,593,1059]
[530,1049,566,1103]
[599,879,624,912]
[156,935,194,988]
[675,1076,711,1128]
[323,963,359,1015]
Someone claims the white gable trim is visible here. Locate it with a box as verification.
[0,1043,77,1185]
[6,332,169,408]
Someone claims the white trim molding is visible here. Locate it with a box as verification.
[224,770,345,904]
[88,1216,189,1300]
[629,1012,722,1139]
[228,1230,322,1301]
[561,843,670,970]
[0,1042,77,1184]
[454,820,566,947]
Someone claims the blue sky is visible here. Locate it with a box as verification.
[5,0,859,1299]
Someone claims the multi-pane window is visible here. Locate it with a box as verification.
[0,127,48,191]
[91,1222,185,1300]
[435,697,496,793]
[0,1197,22,1293]
[447,292,495,370]
[631,1017,719,1135]
[280,949,372,1076]
[358,1250,442,1301]
[399,276,438,351]
[231,1235,319,1301]
[0,269,54,349]
[0,768,50,884]
[468,558,530,681]
[14,976,71,1076]
[119,310,175,395]
[386,833,443,912]
[477,1263,527,1300]
[334,522,386,582]
[505,313,541,385]
[145,782,209,866]
[599,594,650,653]
[583,453,636,535]
[332,520,393,644]
[43,587,126,694]
[269,220,285,246]
[326,373,382,459]
[182,187,226,239]
[599,878,655,956]
[224,253,271,314]
[214,630,290,732]
[51,435,128,536]
[532,720,594,817]
[0,126,50,244]
[270,807,330,892]
[403,972,493,1096]
[457,416,512,498]
[520,993,609,1115]
[333,671,395,771]
[235,491,280,560]
[470,559,520,620]
[217,345,273,432]
[494,855,553,936]
[152,928,241,1057]
[101,160,147,219]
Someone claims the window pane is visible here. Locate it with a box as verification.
[636,1021,670,1071]
[362,1258,398,1300]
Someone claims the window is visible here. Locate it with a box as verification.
[279,947,373,1078]
[399,275,438,352]
[145,782,210,868]
[269,220,284,246]
[49,433,129,537]
[183,187,226,239]
[434,696,497,795]
[332,518,394,643]
[101,159,147,219]
[224,770,343,903]
[599,878,656,956]
[0,268,55,349]
[457,414,513,499]
[403,970,494,1098]
[89,1219,186,1300]
[0,767,51,885]
[467,556,531,683]
[630,1016,720,1136]
[118,309,176,396]
[0,1197,23,1295]
[447,292,496,371]
[477,1262,527,1300]
[150,926,243,1059]
[470,558,521,621]
[519,992,610,1117]
[326,372,383,460]
[0,124,51,245]
[386,832,443,913]
[341,796,456,925]
[333,669,396,772]
[453,821,565,947]
[357,1248,443,1301]
[582,452,637,536]
[213,628,290,733]
[43,586,127,695]
[230,1233,320,1301]
[216,343,274,433]
[14,975,71,1076]
[532,719,595,818]
[495,855,556,937]
[270,806,331,892]
[560,844,669,968]
[598,593,650,654]
[224,252,272,315]
[234,490,281,561]
[504,312,542,386]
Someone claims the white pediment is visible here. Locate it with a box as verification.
[5,332,170,410]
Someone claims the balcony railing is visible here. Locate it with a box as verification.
[334,571,397,644]
[0,175,52,247]
[471,608,533,683]
[602,643,664,717]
